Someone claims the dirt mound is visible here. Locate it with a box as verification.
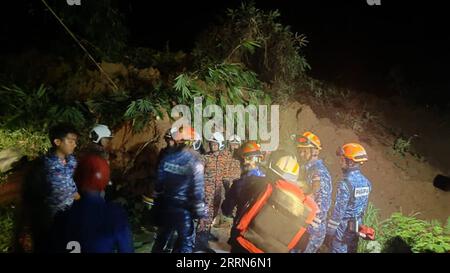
[107,115,173,197]
[279,102,449,222]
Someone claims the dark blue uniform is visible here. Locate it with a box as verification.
[303,159,332,253]
[152,148,206,253]
[51,191,134,253]
[327,167,372,253]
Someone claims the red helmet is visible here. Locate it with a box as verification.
[74,154,110,192]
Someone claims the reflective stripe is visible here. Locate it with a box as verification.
[329,220,339,226]
[328,224,338,229]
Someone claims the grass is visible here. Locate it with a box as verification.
[357,203,450,253]
[0,206,14,253]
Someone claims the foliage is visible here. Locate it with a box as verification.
[0,84,89,132]
[392,135,417,156]
[357,204,450,253]
[43,0,128,62]
[174,63,269,108]
[86,91,130,129]
[193,2,310,90]
[0,129,50,160]
[0,206,14,253]
[358,202,381,253]
[125,46,187,73]
[380,213,450,253]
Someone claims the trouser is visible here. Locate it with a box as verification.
[304,220,327,253]
[152,207,195,253]
[330,218,361,253]
[195,177,222,246]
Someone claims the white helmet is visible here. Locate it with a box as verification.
[90,124,113,144]
[228,134,242,145]
[207,131,225,150]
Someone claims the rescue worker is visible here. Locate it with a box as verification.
[146,127,178,251]
[151,126,206,253]
[221,141,265,252]
[325,143,372,253]
[222,152,317,253]
[294,132,332,253]
[222,134,243,190]
[51,154,134,253]
[213,134,243,228]
[194,131,227,251]
[156,127,177,165]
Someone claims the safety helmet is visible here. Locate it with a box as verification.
[228,134,242,145]
[206,131,225,150]
[242,141,263,158]
[90,124,113,144]
[74,154,110,192]
[269,155,300,183]
[294,131,322,150]
[337,143,368,163]
[172,125,202,150]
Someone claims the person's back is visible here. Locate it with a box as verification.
[326,143,372,253]
[53,191,133,253]
[156,148,203,205]
[51,154,133,253]
[223,152,318,253]
[152,126,206,253]
[222,174,268,252]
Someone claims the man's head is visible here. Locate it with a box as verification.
[241,141,263,171]
[74,154,110,193]
[207,132,225,153]
[172,125,202,151]
[337,143,368,171]
[228,134,242,151]
[49,123,79,156]
[293,132,321,164]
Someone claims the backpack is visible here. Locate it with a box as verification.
[235,179,319,253]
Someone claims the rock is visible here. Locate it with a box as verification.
[433,175,450,192]
[0,148,24,173]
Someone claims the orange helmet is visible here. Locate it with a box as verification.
[295,131,322,150]
[172,125,201,150]
[172,126,197,141]
[242,141,262,158]
[337,143,368,163]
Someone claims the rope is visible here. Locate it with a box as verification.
[40,0,119,91]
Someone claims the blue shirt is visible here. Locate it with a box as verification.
[327,168,372,235]
[52,191,134,253]
[221,167,265,217]
[155,148,205,210]
[304,159,332,221]
[44,153,77,216]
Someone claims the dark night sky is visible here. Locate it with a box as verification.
[1,0,450,106]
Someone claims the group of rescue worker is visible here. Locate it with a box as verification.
[150,125,373,253]
[14,121,372,253]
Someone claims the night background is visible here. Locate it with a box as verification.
[0,0,449,253]
[1,0,450,107]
